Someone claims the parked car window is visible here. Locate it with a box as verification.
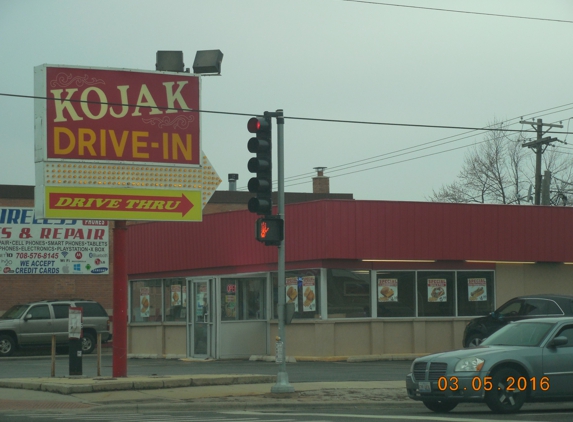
[52,304,70,319]
[482,321,553,347]
[544,300,564,315]
[498,300,522,316]
[556,326,573,347]
[521,299,548,316]
[75,302,107,317]
[27,305,50,320]
[0,305,28,319]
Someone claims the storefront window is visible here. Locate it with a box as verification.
[456,271,495,316]
[164,278,186,322]
[327,269,370,318]
[376,271,416,317]
[221,277,266,321]
[417,271,455,317]
[130,279,162,322]
[272,269,320,320]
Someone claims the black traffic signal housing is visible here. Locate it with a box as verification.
[247,115,272,215]
[255,216,284,246]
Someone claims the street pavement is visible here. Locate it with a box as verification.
[0,353,413,414]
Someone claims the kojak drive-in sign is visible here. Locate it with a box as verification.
[0,207,109,275]
[34,65,221,221]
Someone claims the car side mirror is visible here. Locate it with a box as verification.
[548,336,568,348]
[24,314,32,321]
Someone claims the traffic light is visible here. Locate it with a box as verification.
[247,115,272,215]
[255,216,284,246]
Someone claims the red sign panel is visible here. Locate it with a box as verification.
[42,66,200,165]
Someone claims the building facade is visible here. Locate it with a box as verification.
[125,200,573,359]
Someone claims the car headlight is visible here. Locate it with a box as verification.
[455,357,484,372]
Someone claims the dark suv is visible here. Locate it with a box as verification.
[463,294,573,348]
[0,299,112,357]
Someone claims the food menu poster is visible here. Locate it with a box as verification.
[468,278,487,301]
[140,287,150,317]
[428,279,447,302]
[286,277,298,312]
[171,285,182,307]
[378,279,398,302]
[302,276,316,312]
[182,285,187,308]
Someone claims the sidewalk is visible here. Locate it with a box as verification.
[0,373,408,412]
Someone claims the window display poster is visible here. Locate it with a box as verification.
[196,284,208,317]
[140,287,150,317]
[225,295,236,318]
[286,277,298,312]
[171,285,182,307]
[468,278,487,301]
[378,278,398,302]
[182,285,187,308]
[302,276,316,312]
[428,279,447,302]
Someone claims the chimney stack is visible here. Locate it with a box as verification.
[312,167,329,194]
[228,173,238,191]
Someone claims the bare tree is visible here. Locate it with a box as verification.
[428,120,573,205]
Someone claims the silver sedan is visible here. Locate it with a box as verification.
[406,317,573,413]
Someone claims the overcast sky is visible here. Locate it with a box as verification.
[1,0,572,201]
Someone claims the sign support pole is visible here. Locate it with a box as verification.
[271,109,294,393]
[112,220,128,377]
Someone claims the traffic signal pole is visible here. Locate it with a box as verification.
[271,109,294,393]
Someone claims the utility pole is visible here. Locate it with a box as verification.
[520,118,563,205]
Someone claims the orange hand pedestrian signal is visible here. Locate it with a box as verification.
[260,221,270,238]
[255,217,283,246]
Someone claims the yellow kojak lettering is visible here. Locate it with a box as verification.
[52,127,192,161]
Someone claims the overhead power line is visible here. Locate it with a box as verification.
[3,92,571,135]
[343,0,573,24]
[2,91,573,191]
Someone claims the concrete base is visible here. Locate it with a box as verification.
[270,371,295,393]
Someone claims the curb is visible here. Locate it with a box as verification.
[248,353,426,363]
[0,374,276,395]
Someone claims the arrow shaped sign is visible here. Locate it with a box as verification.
[43,187,202,221]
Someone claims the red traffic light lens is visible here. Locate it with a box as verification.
[247,117,261,133]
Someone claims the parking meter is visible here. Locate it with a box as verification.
[68,307,83,376]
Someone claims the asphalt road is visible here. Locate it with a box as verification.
[0,353,412,382]
[3,405,573,422]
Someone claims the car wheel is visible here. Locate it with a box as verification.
[0,334,16,357]
[81,332,96,354]
[422,400,458,413]
[466,333,484,348]
[485,367,527,413]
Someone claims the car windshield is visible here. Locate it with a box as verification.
[481,321,553,347]
[0,305,29,320]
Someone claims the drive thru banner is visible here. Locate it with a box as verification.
[0,207,109,275]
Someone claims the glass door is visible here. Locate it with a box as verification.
[187,278,213,358]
